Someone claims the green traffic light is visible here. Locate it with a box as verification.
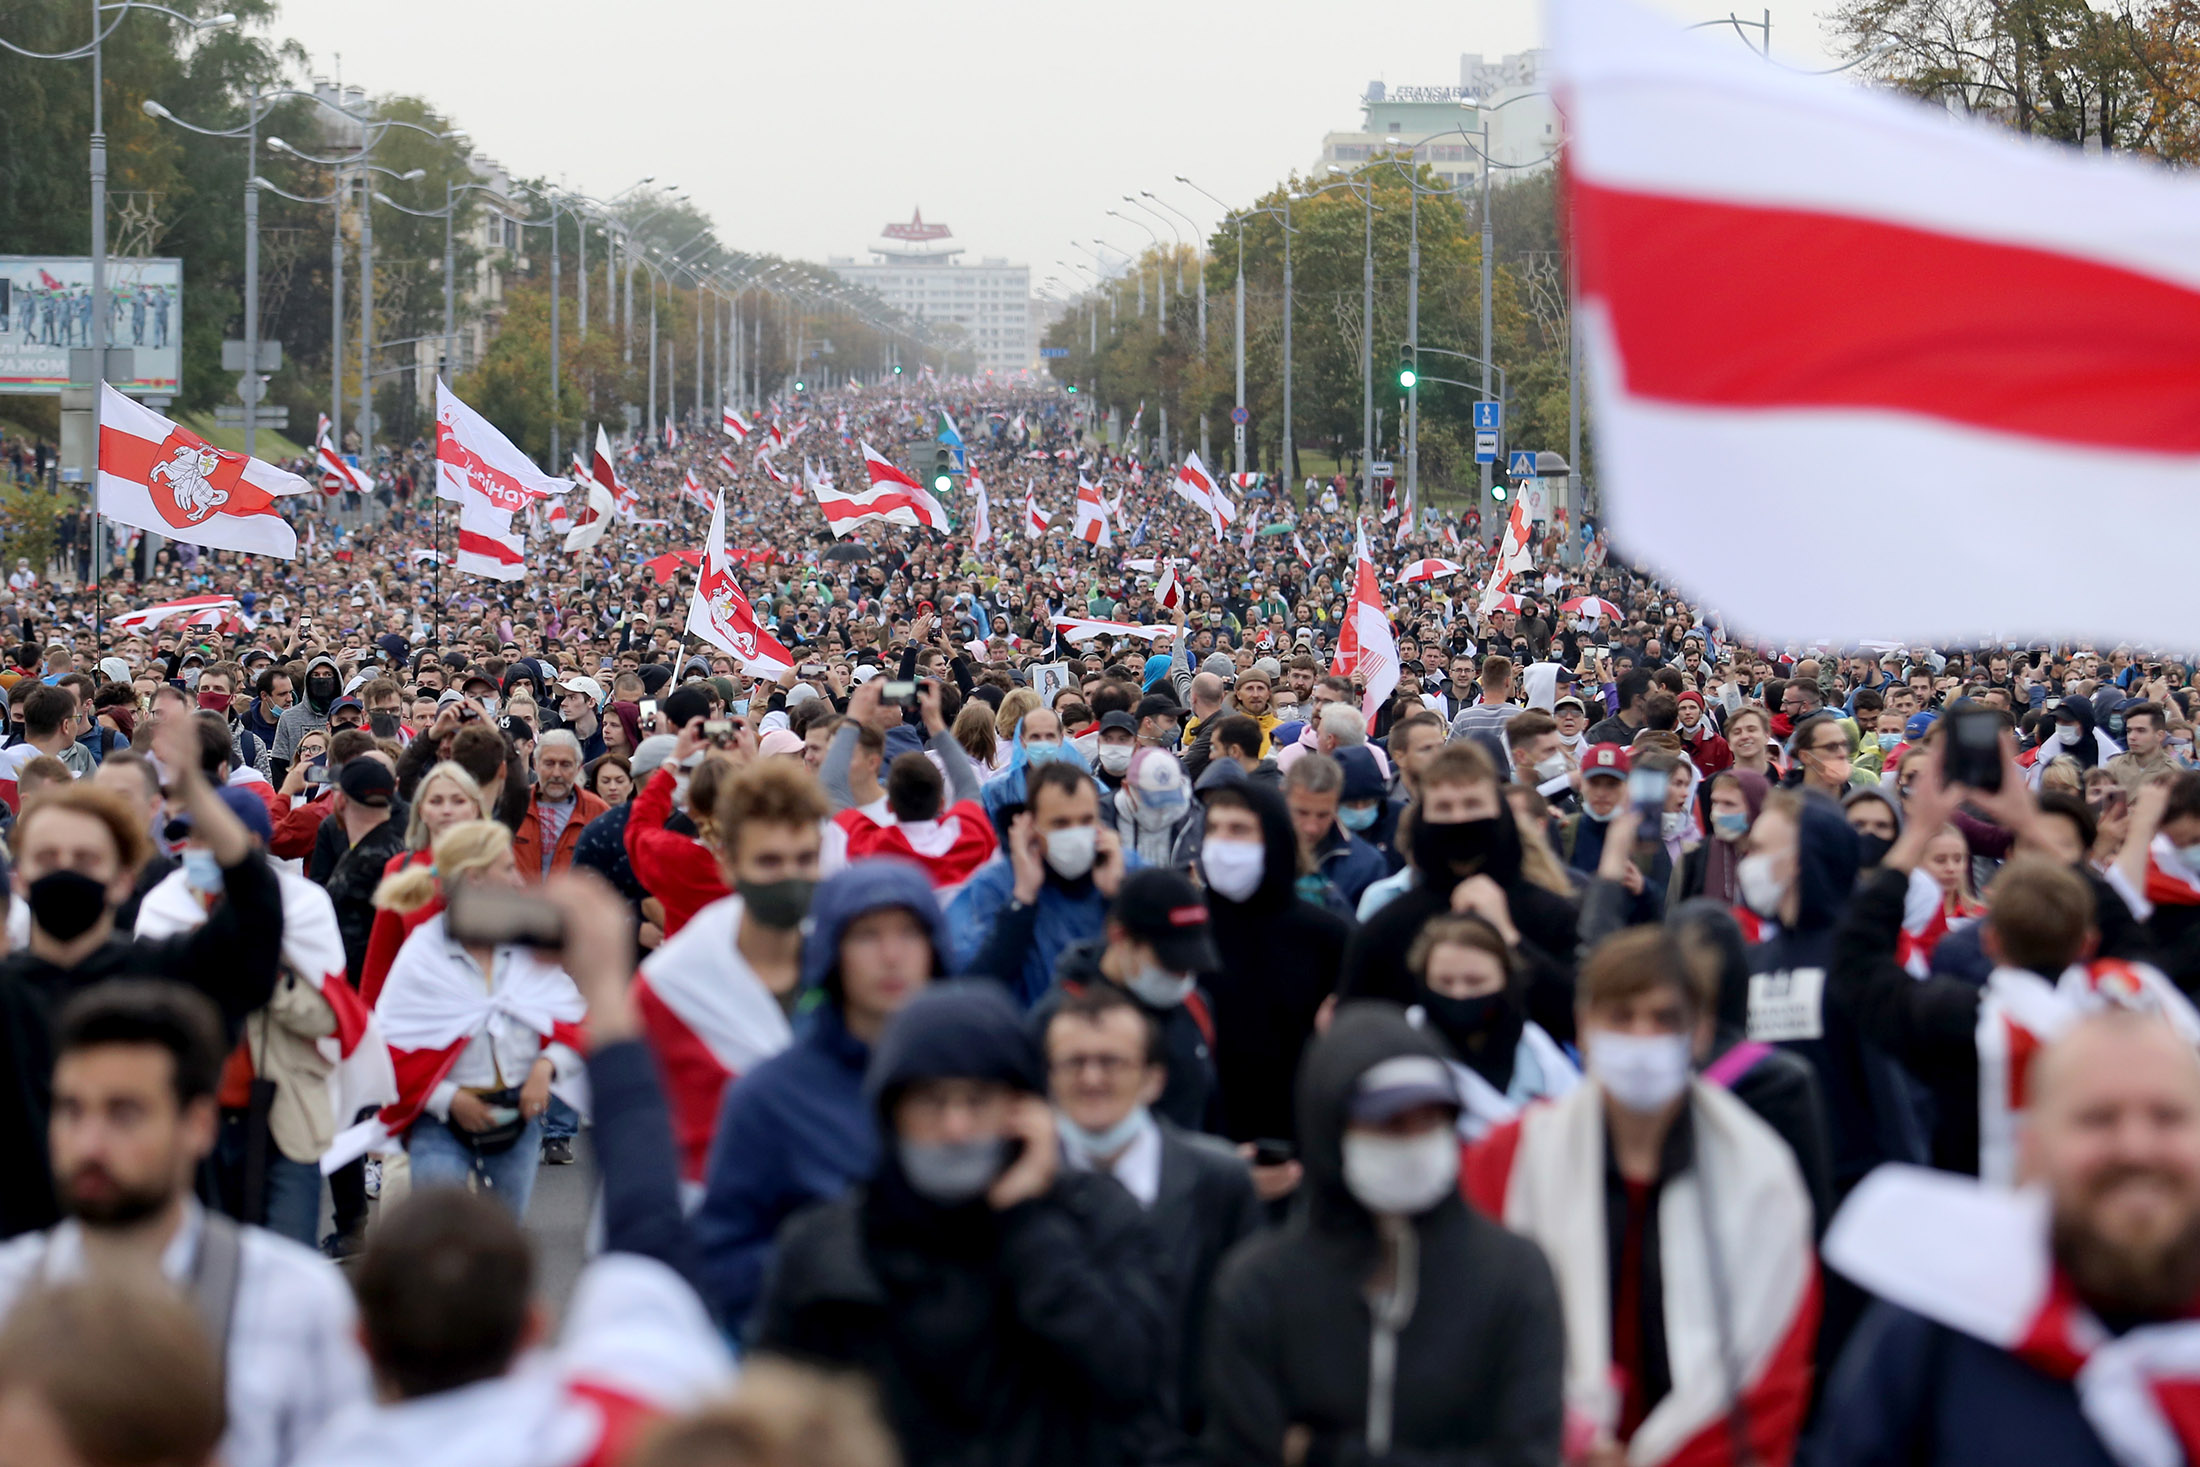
[1066,384,1078,393]
[794,380,805,392]
[893,365,903,375]
[932,473,952,493]
[1398,367,1417,389]
[1492,484,1509,502]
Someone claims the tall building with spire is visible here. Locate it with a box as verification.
[828,209,1033,376]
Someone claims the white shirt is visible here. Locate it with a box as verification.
[0,1202,371,1467]
[1062,1115,1163,1208]
[427,938,581,1117]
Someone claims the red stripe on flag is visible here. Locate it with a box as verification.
[1576,179,2200,453]
[98,425,282,516]
[456,529,524,564]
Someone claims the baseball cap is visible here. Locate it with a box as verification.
[1135,695,1183,724]
[337,757,395,808]
[329,694,364,716]
[436,688,466,709]
[1582,743,1630,780]
[1199,653,1236,681]
[1905,711,1939,740]
[1553,694,1588,715]
[1348,1055,1459,1123]
[559,675,605,704]
[1110,868,1222,973]
[1097,710,1139,737]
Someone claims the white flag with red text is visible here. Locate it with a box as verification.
[434,379,569,580]
[686,489,794,675]
[97,384,307,559]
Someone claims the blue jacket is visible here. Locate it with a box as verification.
[1312,825,1388,908]
[1816,1302,2118,1467]
[694,858,944,1331]
[947,851,1138,1007]
[694,1000,877,1334]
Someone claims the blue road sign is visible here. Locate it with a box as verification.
[1230,405,1250,425]
[1474,431,1498,464]
[1507,450,1539,478]
[1474,401,1502,432]
[1039,347,1069,358]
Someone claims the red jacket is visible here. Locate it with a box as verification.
[623,767,727,936]
[271,791,335,861]
[359,848,436,1007]
[513,785,608,883]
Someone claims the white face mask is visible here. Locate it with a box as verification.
[1587,1028,1694,1113]
[1342,1128,1460,1216]
[1097,744,1133,775]
[1127,964,1197,1008]
[1044,825,1098,880]
[1533,753,1568,781]
[1201,839,1265,902]
[1659,810,1688,839]
[1738,852,1788,918]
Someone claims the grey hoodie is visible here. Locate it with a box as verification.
[271,654,342,764]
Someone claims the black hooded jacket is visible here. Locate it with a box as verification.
[1746,793,1928,1199]
[1201,782,1350,1144]
[1339,791,1581,1044]
[1202,1003,1564,1467]
[754,982,1171,1467]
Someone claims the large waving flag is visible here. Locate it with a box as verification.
[1072,475,1112,547]
[1172,451,1237,541]
[1559,0,2200,641]
[1024,482,1053,539]
[435,379,568,581]
[97,384,308,559]
[722,405,752,442]
[1331,519,1399,722]
[109,592,239,633]
[590,427,635,516]
[686,489,794,675]
[809,441,950,537]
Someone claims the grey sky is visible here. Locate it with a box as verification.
[271,0,1839,283]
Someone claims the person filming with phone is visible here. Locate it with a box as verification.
[329,820,586,1219]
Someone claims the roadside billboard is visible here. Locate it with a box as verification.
[0,255,182,395]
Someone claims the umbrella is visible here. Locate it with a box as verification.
[1244,487,1273,500]
[1562,595,1625,620]
[1257,522,1296,537]
[1400,558,1464,584]
[823,543,870,563]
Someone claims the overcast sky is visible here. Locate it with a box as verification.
[270,0,1838,289]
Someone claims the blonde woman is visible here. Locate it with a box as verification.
[360,820,584,1218]
[994,687,1039,741]
[954,700,1008,775]
[357,762,488,1005]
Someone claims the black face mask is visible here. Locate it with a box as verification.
[306,677,338,710]
[1418,990,1511,1051]
[739,877,816,931]
[27,870,110,942]
[1412,816,1497,880]
[1855,833,1895,870]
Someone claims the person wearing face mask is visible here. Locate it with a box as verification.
[1791,712,1869,799]
[1042,982,1260,1454]
[1113,747,1198,870]
[1842,786,1904,872]
[1672,690,1732,776]
[754,980,1170,1467]
[1464,928,1818,1467]
[1039,867,1226,1134]
[976,706,1089,839]
[1205,1003,1564,1467]
[696,858,943,1330]
[1408,913,1580,1140]
[632,761,828,1190]
[1088,710,1139,801]
[1680,768,1769,906]
[269,654,344,788]
[0,711,285,1239]
[952,761,1133,1006]
[1334,745,1404,871]
[1284,754,1387,913]
[2023,696,2122,791]
[1342,743,1583,1043]
[1197,783,1351,1145]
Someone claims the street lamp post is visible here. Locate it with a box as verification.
[1146,190,1206,461]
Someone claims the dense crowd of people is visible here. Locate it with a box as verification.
[1,380,2199,1467]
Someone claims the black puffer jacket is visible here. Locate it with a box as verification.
[1200,782,1350,1144]
[753,982,1171,1467]
[1202,1003,1564,1467]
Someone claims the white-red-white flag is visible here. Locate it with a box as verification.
[1292,531,1315,568]
[108,593,239,633]
[434,380,569,580]
[970,476,993,549]
[804,441,949,535]
[1073,474,1112,547]
[722,405,752,442]
[590,427,635,517]
[1330,519,1399,722]
[1054,616,1173,644]
[717,447,739,477]
[1155,563,1182,611]
[757,452,790,487]
[1557,0,2200,641]
[686,488,794,675]
[682,468,710,511]
[315,415,374,500]
[97,384,307,559]
[1024,483,1053,539]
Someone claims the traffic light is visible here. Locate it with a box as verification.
[893,364,903,375]
[793,379,806,393]
[1396,344,1417,391]
[1492,481,1509,503]
[931,443,954,494]
[1066,384,1077,393]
